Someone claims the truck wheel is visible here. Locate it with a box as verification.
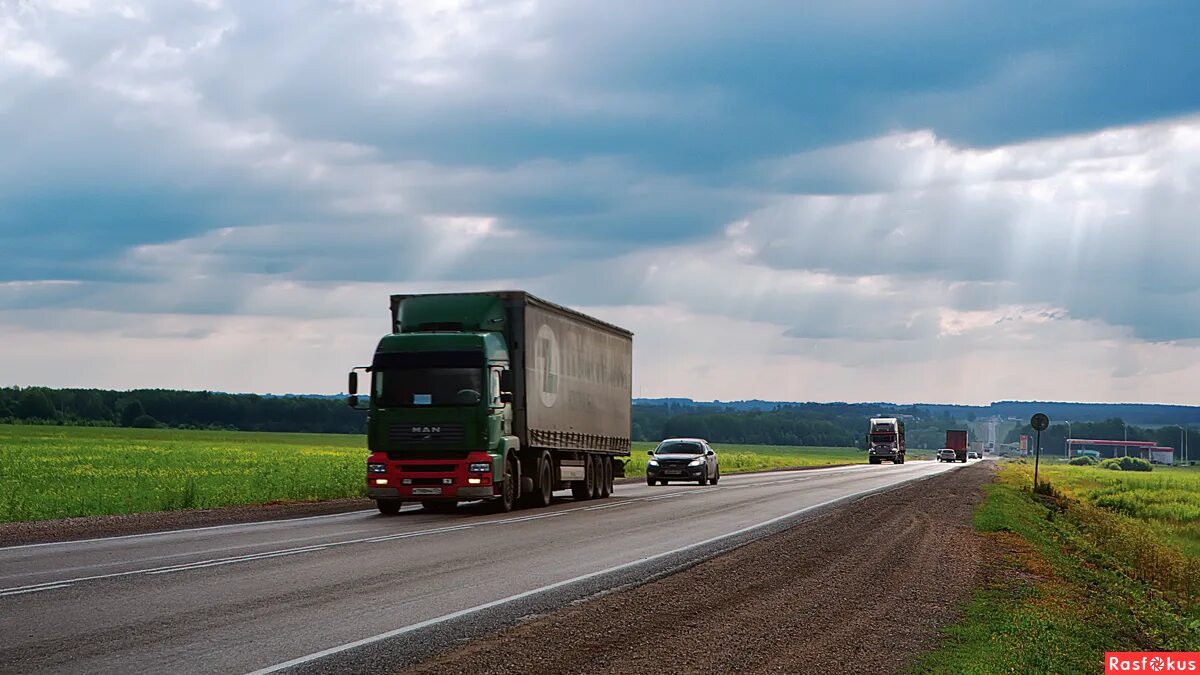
[600,457,612,498]
[590,455,604,499]
[493,456,517,513]
[869,457,880,465]
[571,456,593,501]
[376,499,402,515]
[522,452,553,508]
[896,456,905,465]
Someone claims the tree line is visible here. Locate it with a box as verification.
[0,387,366,434]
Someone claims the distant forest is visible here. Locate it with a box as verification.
[2,387,1196,450]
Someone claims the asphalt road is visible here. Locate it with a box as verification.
[0,460,970,674]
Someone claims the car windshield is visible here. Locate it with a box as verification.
[656,442,703,455]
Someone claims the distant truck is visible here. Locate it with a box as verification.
[867,417,906,464]
[348,291,633,514]
[945,429,969,463]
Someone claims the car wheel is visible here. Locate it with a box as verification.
[710,470,719,485]
[697,468,707,486]
[646,475,655,487]
[376,499,402,515]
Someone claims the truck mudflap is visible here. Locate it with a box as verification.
[366,451,500,500]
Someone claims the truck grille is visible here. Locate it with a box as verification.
[400,464,456,473]
[388,424,465,443]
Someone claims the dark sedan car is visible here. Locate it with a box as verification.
[646,438,720,486]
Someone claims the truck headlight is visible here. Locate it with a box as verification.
[468,462,491,473]
[367,463,387,474]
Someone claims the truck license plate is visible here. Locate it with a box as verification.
[412,487,442,495]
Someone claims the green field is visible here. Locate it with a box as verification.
[913,462,1200,673]
[0,425,868,523]
[1037,461,1200,557]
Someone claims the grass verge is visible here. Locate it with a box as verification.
[912,463,1200,674]
[0,425,867,522]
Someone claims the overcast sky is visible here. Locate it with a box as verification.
[3,0,1199,404]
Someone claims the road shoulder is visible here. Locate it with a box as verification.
[391,462,994,674]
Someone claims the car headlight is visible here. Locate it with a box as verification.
[468,462,492,473]
[367,463,387,474]
[647,459,658,467]
[688,459,704,467]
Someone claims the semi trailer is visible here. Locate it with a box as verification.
[945,429,969,463]
[867,417,906,464]
[348,291,633,514]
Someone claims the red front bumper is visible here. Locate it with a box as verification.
[366,451,498,500]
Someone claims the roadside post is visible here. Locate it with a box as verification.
[1031,413,1049,489]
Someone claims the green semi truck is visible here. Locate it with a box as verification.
[348,291,633,514]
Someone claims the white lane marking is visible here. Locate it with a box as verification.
[0,508,388,552]
[244,467,946,675]
[147,546,332,575]
[492,512,570,525]
[3,465,894,552]
[2,462,960,595]
[0,583,74,597]
[0,523,483,595]
[581,501,635,511]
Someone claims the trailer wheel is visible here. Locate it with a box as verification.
[590,455,603,499]
[493,455,517,513]
[571,456,593,501]
[599,457,612,498]
[376,499,402,515]
[522,452,553,508]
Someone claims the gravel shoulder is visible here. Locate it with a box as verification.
[399,462,994,675]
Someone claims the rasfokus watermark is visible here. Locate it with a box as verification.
[1106,653,1200,673]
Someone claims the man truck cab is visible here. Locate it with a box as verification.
[348,291,633,515]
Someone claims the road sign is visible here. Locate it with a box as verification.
[1030,412,1049,489]
[1020,435,1028,452]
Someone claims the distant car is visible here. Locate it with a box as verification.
[937,448,958,462]
[646,438,719,486]
[967,451,980,460]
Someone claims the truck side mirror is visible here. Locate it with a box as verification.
[348,371,358,396]
[347,395,359,409]
[499,369,514,394]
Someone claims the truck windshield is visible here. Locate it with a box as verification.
[371,351,486,408]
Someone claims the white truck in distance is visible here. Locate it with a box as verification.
[868,417,906,464]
